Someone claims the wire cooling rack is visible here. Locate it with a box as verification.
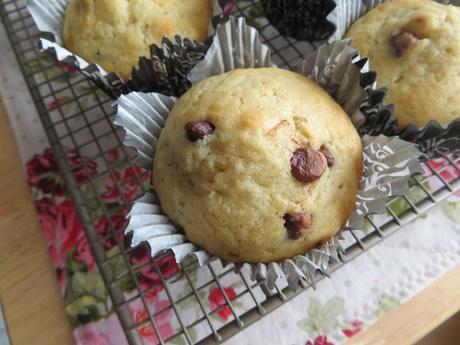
[1,0,460,344]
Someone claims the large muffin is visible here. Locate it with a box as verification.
[346,0,460,128]
[153,68,363,263]
[64,0,212,80]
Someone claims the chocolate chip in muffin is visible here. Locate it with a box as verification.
[290,148,327,183]
[390,32,419,57]
[283,212,312,240]
[320,146,335,167]
[185,120,215,142]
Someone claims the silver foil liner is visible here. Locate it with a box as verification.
[27,0,222,99]
[326,0,460,158]
[114,17,422,290]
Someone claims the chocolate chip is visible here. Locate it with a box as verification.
[283,212,312,240]
[320,146,335,167]
[390,32,419,57]
[290,148,327,183]
[185,120,215,142]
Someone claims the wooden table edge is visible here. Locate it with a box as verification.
[347,264,460,345]
[0,96,74,345]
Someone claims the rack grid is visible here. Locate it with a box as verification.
[1,1,459,344]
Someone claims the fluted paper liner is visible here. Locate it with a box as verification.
[325,0,460,158]
[27,0,222,99]
[114,17,422,291]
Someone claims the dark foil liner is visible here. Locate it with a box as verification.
[399,119,460,157]
[260,0,337,41]
[126,36,211,98]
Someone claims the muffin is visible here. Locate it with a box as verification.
[346,0,460,128]
[63,0,212,80]
[153,68,363,263]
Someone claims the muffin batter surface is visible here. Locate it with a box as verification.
[153,68,363,263]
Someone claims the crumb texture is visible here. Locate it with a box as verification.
[153,68,363,263]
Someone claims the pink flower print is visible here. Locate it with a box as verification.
[26,147,97,195]
[223,2,236,16]
[208,287,237,320]
[422,157,460,197]
[36,198,83,269]
[99,165,150,204]
[65,148,98,184]
[107,148,120,162]
[131,296,175,344]
[47,97,66,111]
[425,157,460,182]
[74,232,96,271]
[342,319,363,337]
[52,57,78,74]
[306,335,335,345]
[95,210,128,250]
[74,328,110,345]
[128,243,179,298]
[27,148,63,195]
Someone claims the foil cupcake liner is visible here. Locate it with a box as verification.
[114,17,422,290]
[27,0,222,99]
[325,0,460,158]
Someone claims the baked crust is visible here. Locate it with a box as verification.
[153,68,363,263]
[347,0,460,128]
[64,0,212,79]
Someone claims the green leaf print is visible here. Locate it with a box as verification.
[388,179,433,218]
[188,327,199,343]
[387,197,410,217]
[106,247,136,292]
[168,335,187,345]
[297,297,345,335]
[66,248,87,274]
[375,293,400,318]
[65,271,107,304]
[442,202,460,224]
[177,295,198,311]
[65,295,101,328]
[64,271,109,328]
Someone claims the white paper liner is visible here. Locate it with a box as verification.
[114,17,422,290]
[326,0,460,158]
[27,0,222,99]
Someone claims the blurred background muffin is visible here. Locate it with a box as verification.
[347,0,460,128]
[64,0,213,79]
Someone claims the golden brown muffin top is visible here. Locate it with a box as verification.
[64,0,212,79]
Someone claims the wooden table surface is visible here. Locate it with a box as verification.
[0,94,458,345]
[0,100,74,345]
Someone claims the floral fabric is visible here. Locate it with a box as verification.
[19,87,460,345]
[25,146,246,344]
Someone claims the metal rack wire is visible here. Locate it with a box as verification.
[1,0,459,344]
